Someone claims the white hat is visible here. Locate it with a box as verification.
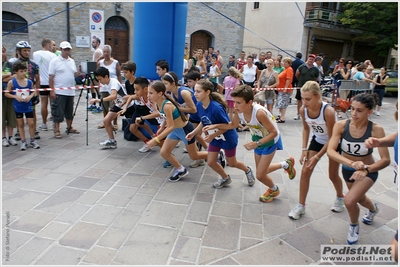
[60,41,72,49]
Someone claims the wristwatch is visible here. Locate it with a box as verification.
[256,140,262,147]
[364,165,370,175]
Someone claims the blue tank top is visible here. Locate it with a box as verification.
[160,100,181,120]
[172,86,201,121]
[12,78,33,113]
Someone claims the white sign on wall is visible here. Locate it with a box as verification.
[89,9,104,32]
[76,36,91,48]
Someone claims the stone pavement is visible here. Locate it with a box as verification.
[2,92,398,265]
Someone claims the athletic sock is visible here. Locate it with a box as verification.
[270,185,278,191]
[281,161,289,169]
[177,166,185,172]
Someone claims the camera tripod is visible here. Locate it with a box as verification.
[69,72,105,145]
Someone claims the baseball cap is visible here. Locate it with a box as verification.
[308,54,316,59]
[60,41,72,49]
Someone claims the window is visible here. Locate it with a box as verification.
[253,2,260,10]
[2,11,28,33]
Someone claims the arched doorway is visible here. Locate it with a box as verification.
[105,16,129,64]
[190,30,213,56]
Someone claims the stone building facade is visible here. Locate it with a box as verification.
[2,2,245,76]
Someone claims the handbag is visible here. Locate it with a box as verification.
[254,90,265,102]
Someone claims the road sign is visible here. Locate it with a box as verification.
[89,9,104,32]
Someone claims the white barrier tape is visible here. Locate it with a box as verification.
[2,85,101,92]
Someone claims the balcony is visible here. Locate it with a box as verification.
[305,7,341,24]
[304,6,362,34]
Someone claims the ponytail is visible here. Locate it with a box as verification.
[197,78,228,109]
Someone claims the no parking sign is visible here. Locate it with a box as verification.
[89,9,104,32]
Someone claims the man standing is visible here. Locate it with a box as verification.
[294,54,319,120]
[51,40,61,56]
[87,37,103,111]
[291,52,304,117]
[14,41,41,140]
[33,38,56,131]
[49,41,81,139]
[255,52,266,70]
[313,56,324,84]
[236,51,246,70]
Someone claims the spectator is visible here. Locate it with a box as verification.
[96,45,122,130]
[226,55,236,69]
[208,55,221,84]
[184,42,189,61]
[216,49,223,72]
[87,37,103,112]
[2,47,18,147]
[236,51,246,70]
[291,52,304,99]
[4,61,40,150]
[372,67,389,116]
[13,41,41,140]
[314,56,324,84]
[273,58,284,74]
[294,54,319,120]
[275,57,294,123]
[255,52,266,71]
[32,38,56,131]
[49,41,81,139]
[257,58,279,114]
[194,50,206,76]
[239,55,260,88]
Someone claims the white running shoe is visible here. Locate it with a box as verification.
[38,123,48,131]
[2,138,9,147]
[288,204,305,220]
[189,159,205,168]
[8,137,18,146]
[331,196,345,212]
[347,223,360,245]
[138,143,151,153]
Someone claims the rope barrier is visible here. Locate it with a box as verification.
[3,85,302,93]
[2,85,100,92]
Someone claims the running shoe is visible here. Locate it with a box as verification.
[217,150,226,168]
[259,187,280,203]
[20,141,28,151]
[169,168,189,182]
[189,159,205,168]
[245,166,255,186]
[8,137,18,146]
[213,175,232,189]
[92,106,103,113]
[362,203,379,225]
[38,123,48,131]
[14,132,21,141]
[331,196,345,212]
[288,203,305,219]
[2,138,9,147]
[164,160,173,168]
[347,223,360,245]
[87,104,97,111]
[30,140,40,149]
[284,156,296,180]
[294,114,301,120]
[139,143,151,153]
[99,139,117,149]
[34,130,40,140]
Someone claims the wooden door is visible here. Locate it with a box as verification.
[105,28,129,64]
[190,31,211,56]
[105,16,130,64]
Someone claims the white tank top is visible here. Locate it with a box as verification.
[238,103,280,147]
[304,101,332,144]
[99,60,118,79]
[242,64,257,83]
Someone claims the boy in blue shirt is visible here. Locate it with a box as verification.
[5,61,40,150]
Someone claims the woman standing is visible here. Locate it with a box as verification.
[273,58,284,74]
[274,57,293,123]
[288,81,344,220]
[372,67,389,116]
[240,55,260,88]
[96,45,122,130]
[257,59,279,114]
[327,93,390,245]
[195,49,207,76]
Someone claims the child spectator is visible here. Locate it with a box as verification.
[4,61,40,150]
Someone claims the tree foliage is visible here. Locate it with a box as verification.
[338,2,398,57]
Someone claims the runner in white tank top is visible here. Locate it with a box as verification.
[205,85,297,203]
[289,81,344,220]
[303,101,334,145]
